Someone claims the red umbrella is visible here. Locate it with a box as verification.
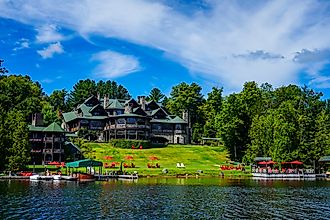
[149,156,159,161]
[104,156,113,160]
[258,161,268,165]
[289,160,303,165]
[125,155,134,160]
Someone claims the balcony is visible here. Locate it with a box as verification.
[43,149,52,154]
[54,149,64,154]
[44,137,65,142]
[42,149,64,154]
[29,138,43,142]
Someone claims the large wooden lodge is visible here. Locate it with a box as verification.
[28,95,189,164]
[62,95,189,144]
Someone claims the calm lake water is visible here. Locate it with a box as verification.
[0,178,329,219]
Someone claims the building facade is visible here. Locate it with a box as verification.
[62,95,189,144]
[29,113,66,164]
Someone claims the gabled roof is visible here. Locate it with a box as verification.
[43,122,66,133]
[28,125,45,132]
[78,104,92,117]
[150,108,167,116]
[150,115,187,124]
[62,112,78,123]
[83,95,96,104]
[133,106,147,116]
[125,98,138,107]
[108,99,124,109]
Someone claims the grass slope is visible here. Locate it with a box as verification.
[84,143,248,177]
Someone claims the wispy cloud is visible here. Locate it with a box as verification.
[37,42,64,59]
[13,38,30,51]
[91,50,140,78]
[36,24,64,43]
[1,0,330,90]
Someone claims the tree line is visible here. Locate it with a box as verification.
[0,60,329,170]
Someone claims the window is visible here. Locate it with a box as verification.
[117,119,125,124]
[126,118,136,124]
[175,124,182,130]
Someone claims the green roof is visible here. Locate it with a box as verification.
[28,125,45,132]
[82,116,107,120]
[115,113,145,118]
[29,122,65,133]
[43,122,66,133]
[79,104,92,117]
[108,99,124,109]
[319,156,330,162]
[63,112,78,123]
[66,159,103,168]
[150,116,187,124]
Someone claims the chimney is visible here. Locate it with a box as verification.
[138,96,146,110]
[125,103,133,114]
[103,94,109,108]
[97,93,100,100]
[182,110,188,122]
[32,113,44,126]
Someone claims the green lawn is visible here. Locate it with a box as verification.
[80,143,250,177]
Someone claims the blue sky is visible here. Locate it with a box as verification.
[1,0,330,99]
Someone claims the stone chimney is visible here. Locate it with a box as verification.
[138,96,146,110]
[103,94,109,108]
[182,110,188,122]
[125,103,133,114]
[32,113,44,126]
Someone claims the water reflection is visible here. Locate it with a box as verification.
[0,178,329,219]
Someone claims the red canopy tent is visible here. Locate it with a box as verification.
[289,160,303,165]
[149,156,159,161]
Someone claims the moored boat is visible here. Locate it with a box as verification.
[53,175,62,180]
[30,174,41,180]
[252,172,316,180]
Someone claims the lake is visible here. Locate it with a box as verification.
[0,178,329,219]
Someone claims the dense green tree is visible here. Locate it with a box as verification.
[5,111,30,171]
[67,79,131,109]
[0,75,44,117]
[202,87,223,138]
[166,82,204,142]
[146,88,165,103]
[49,89,68,112]
[67,79,97,108]
[41,101,59,125]
[217,82,263,160]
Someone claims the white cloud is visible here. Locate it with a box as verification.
[13,38,30,51]
[1,0,330,90]
[37,42,64,59]
[36,24,64,43]
[91,50,140,78]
